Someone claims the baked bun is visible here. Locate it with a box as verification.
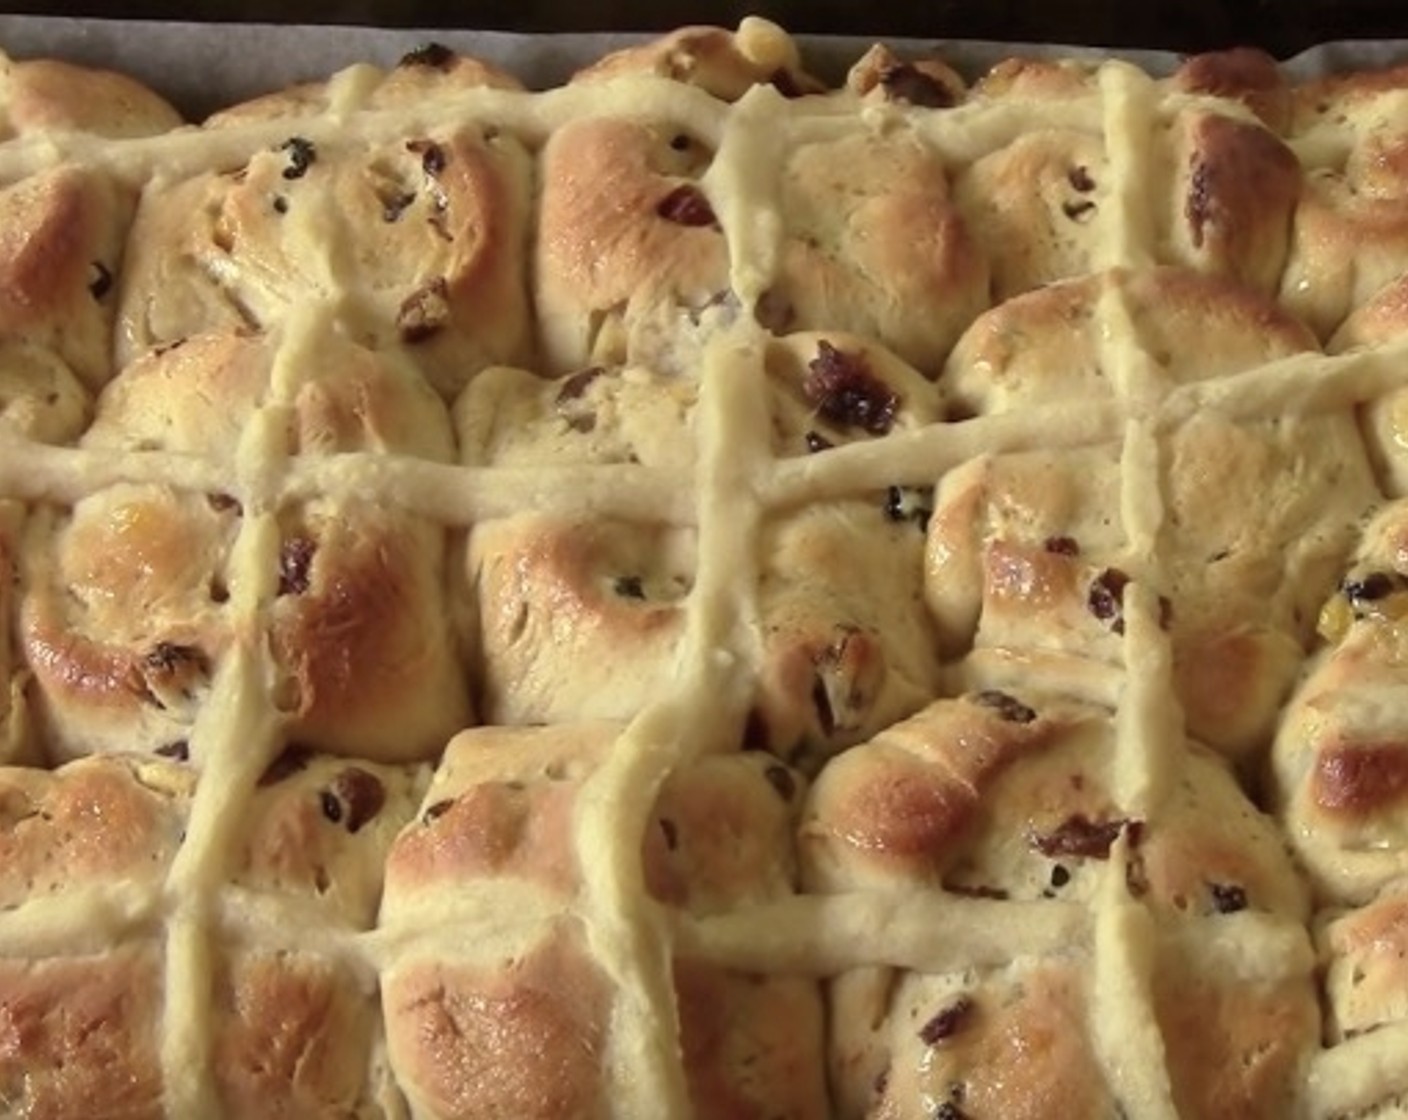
[1170,47,1290,129]
[535,104,988,375]
[118,75,533,396]
[469,513,695,725]
[0,165,133,396]
[1281,64,1408,339]
[0,51,182,139]
[205,45,522,127]
[1273,499,1408,903]
[1330,271,1408,496]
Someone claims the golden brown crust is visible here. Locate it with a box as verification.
[469,514,694,726]
[4,28,1407,1118]
[954,128,1110,303]
[383,929,613,1120]
[236,749,424,923]
[1157,110,1301,295]
[20,490,236,761]
[89,328,454,460]
[803,692,1308,917]
[0,54,183,140]
[1272,500,1408,901]
[382,725,822,1116]
[1288,62,1408,133]
[675,962,829,1119]
[206,47,521,126]
[800,695,1060,890]
[1171,47,1290,131]
[0,755,190,908]
[935,268,1369,758]
[1281,66,1408,338]
[538,119,987,376]
[535,114,729,373]
[455,361,701,470]
[842,961,1116,1120]
[212,950,380,1120]
[659,755,830,1114]
[268,505,468,763]
[0,948,165,1120]
[85,331,270,455]
[1153,943,1318,1120]
[926,414,1368,759]
[957,112,1298,304]
[646,752,804,912]
[1313,742,1408,817]
[387,724,805,911]
[1281,181,1408,342]
[1321,884,1408,1044]
[383,723,605,905]
[0,749,411,1117]
[1279,704,1408,896]
[0,166,129,392]
[808,692,1315,1119]
[395,776,585,896]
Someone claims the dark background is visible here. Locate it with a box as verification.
[6,0,1408,59]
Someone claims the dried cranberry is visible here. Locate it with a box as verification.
[1030,814,1137,860]
[656,184,717,227]
[918,996,974,1045]
[803,342,898,436]
[1088,568,1131,633]
[972,689,1037,724]
[278,537,316,596]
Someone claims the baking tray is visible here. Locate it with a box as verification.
[2,14,1408,119]
[1,0,1405,59]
